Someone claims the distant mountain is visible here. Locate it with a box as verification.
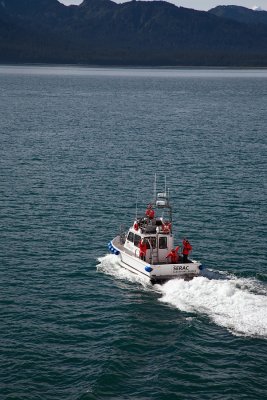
[209,5,267,25]
[0,0,267,66]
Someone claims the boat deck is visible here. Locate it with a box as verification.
[112,235,192,266]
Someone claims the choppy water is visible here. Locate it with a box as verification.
[0,66,267,400]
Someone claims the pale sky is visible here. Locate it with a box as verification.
[58,0,267,12]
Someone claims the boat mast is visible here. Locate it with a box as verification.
[153,173,157,205]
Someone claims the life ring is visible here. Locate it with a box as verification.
[162,222,171,233]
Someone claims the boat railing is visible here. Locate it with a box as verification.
[119,224,126,244]
[133,239,155,265]
[146,238,155,265]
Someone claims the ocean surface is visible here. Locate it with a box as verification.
[0,65,267,400]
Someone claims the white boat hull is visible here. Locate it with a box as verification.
[109,237,202,284]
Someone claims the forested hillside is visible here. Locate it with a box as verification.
[0,0,267,66]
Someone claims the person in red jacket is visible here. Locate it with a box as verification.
[133,221,139,231]
[182,239,192,263]
[139,239,147,261]
[145,204,155,220]
[166,246,180,263]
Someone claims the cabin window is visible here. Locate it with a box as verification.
[134,234,141,247]
[127,231,134,242]
[159,237,167,249]
[145,237,156,249]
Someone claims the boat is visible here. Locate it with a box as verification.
[108,181,203,284]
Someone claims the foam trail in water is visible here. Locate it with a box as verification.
[97,254,150,287]
[97,255,267,338]
[158,276,267,338]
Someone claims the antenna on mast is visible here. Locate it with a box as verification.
[153,173,157,204]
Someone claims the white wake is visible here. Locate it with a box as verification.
[158,276,267,338]
[97,254,150,287]
[97,255,267,338]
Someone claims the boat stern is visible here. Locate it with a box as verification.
[149,260,202,284]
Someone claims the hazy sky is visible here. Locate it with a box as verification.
[59,0,267,11]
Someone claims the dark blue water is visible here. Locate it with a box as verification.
[0,66,267,400]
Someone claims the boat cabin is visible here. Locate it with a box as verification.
[124,225,174,264]
[109,180,201,283]
[123,190,176,264]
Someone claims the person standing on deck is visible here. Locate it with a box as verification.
[139,239,147,261]
[182,239,192,263]
[166,246,180,263]
[145,204,155,220]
